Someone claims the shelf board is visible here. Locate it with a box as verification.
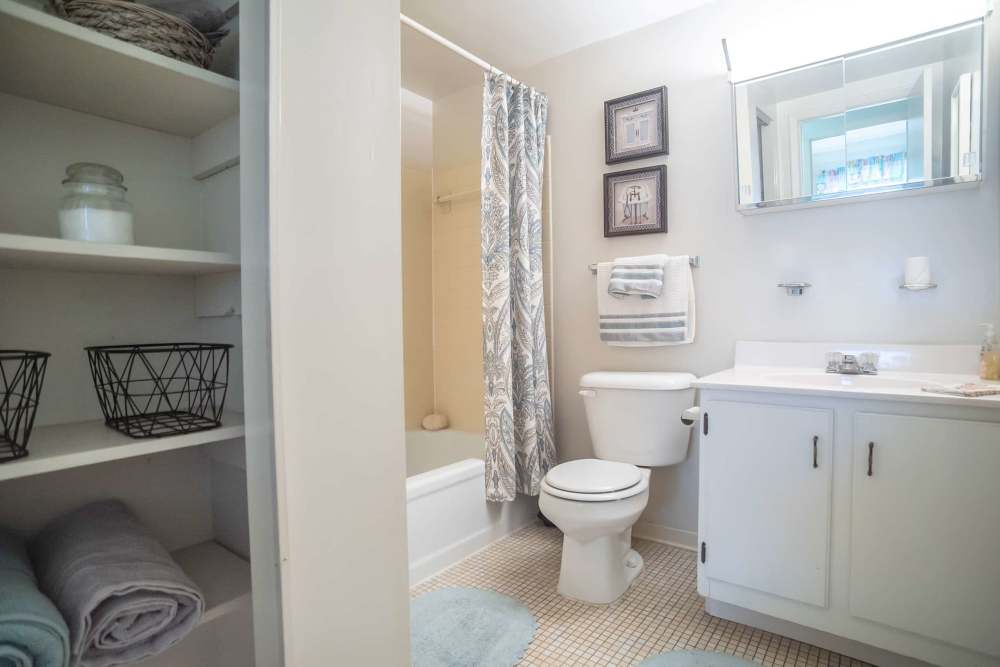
[0,0,239,137]
[172,541,251,625]
[0,233,239,276]
[0,411,245,482]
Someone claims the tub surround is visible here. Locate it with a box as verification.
[696,342,1000,667]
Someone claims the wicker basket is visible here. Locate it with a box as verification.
[50,0,216,69]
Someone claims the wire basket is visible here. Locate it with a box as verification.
[86,343,233,439]
[1,351,51,463]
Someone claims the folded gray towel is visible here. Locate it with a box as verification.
[29,501,204,667]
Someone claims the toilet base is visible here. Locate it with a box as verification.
[556,528,644,604]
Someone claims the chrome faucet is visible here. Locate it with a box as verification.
[826,352,879,375]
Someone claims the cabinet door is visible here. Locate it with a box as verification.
[702,400,833,607]
[851,413,1000,657]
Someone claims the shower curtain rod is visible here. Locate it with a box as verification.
[400,13,522,85]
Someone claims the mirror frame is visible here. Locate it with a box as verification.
[730,19,987,214]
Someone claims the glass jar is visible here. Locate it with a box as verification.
[58,163,135,245]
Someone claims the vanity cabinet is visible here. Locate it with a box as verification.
[850,413,1000,658]
[700,400,833,607]
[697,384,1000,667]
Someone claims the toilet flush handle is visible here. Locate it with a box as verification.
[680,406,702,427]
[578,389,596,398]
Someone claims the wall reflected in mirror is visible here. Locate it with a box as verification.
[734,20,983,209]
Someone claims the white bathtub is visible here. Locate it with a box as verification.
[406,430,538,583]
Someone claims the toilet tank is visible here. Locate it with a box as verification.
[579,372,696,467]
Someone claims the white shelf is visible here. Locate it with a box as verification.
[0,0,239,138]
[0,411,245,482]
[0,233,239,276]
[172,541,251,625]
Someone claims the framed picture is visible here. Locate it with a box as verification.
[604,86,668,164]
[604,165,667,237]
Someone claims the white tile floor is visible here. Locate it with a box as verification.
[412,524,871,666]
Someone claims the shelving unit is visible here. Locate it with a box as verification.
[0,412,245,482]
[0,0,239,138]
[0,233,239,276]
[173,541,252,624]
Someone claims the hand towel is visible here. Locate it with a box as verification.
[0,528,70,667]
[29,500,204,667]
[607,254,668,299]
[921,383,1000,397]
[597,255,695,347]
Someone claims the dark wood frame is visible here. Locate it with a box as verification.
[603,165,667,238]
[604,86,669,164]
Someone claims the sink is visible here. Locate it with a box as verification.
[762,372,929,390]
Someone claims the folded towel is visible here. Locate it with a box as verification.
[608,254,668,299]
[597,255,695,347]
[0,529,70,667]
[29,501,204,667]
[921,383,1000,397]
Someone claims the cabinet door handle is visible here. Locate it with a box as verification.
[867,441,874,477]
[812,435,818,468]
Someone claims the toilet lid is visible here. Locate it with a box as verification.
[545,459,642,494]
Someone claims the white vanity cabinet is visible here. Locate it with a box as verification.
[850,413,1000,658]
[695,343,1000,667]
[700,400,833,608]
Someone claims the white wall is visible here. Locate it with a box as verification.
[268,0,410,665]
[520,0,1000,541]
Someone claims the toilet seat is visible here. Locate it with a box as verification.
[542,459,649,502]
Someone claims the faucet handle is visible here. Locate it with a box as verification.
[858,352,880,374]
[825,351,843,373]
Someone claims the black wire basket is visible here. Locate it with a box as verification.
[86,343,233,439]
[1,350,51,463]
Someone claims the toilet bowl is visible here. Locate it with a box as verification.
[540,372,697,604]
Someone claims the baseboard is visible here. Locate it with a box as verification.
[632,520,698,552]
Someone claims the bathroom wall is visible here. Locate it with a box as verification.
[402,91,435,429]
[430,87,486,433]
[519,0,1000,544]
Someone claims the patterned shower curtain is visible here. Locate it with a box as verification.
[480,72,556,502]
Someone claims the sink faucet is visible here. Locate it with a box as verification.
[826,352,879,375]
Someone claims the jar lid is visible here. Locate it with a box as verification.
[62,163,126,189]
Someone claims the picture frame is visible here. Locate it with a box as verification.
[603,165,667,238]
[604,86,668,164]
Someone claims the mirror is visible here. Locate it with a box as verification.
[733,20,984,210]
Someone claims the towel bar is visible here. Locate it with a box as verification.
[589,256,700,274]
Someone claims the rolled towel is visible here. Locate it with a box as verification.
[0,529,70,667]
[608,254,668,299]
[29,501,204,667]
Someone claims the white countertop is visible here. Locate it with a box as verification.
[694,366,1000,408]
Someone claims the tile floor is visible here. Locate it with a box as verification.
[412,524,872,667]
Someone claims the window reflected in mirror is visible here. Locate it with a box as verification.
[734,20,983,210]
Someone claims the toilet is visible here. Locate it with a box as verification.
[539,371,698,604]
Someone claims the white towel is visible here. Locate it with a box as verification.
[608,254,667,299]
[596,255,695,347]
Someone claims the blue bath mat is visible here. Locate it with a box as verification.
[410,587,537,667]
[638,650,760,666]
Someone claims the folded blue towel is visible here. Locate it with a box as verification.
[0,528,70,667]
[608,254,668,299]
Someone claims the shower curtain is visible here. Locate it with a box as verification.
[480,72,556,502]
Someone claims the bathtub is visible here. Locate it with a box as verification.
[406,430,538,583]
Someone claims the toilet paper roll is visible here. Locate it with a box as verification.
[904,256,931,286]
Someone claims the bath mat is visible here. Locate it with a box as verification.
[637,650,761,666]
[410,587,537,667]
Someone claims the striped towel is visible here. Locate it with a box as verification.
[921,383,1000,397]
[608,254,668,299]
[596,256,695,347]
